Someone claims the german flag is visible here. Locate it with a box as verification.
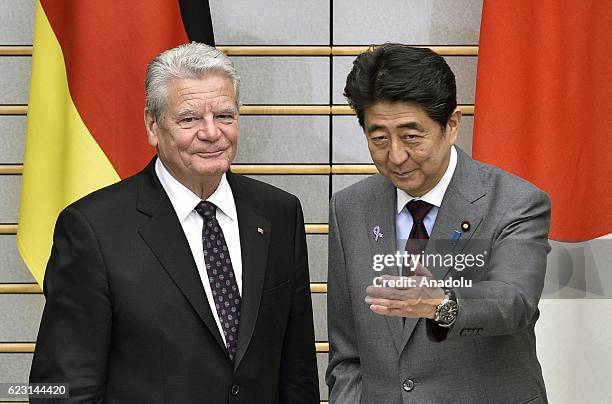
[18,0,214,285]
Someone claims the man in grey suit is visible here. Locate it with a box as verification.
[326,44,551,403]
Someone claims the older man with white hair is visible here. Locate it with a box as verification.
[30,43,319,404]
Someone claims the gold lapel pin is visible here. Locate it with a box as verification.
[257,227,264,235]
[461,221,471,232]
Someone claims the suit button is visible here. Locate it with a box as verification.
[402,379,414,392]
[231,385,240,396]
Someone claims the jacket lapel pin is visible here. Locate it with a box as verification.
[257,227,264,235]
[451,230,462,246]
[373,225,383,241]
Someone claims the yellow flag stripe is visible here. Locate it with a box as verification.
[17,1,120,285]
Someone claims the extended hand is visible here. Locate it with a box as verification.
[365,265,444,319]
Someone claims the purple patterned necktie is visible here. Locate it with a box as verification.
[195,201,241,360]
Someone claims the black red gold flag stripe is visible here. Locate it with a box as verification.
[19,0,215,284]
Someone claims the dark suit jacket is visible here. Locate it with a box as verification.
[30,158,319,403]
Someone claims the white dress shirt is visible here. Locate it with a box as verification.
[155,158,242,345]
[396,145,458,251]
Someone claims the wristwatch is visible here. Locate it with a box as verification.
[433,289,458,327]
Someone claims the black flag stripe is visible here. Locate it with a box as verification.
[179,0,215,45]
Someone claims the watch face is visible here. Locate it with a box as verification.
[440,301,458,323]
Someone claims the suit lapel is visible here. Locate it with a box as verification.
[136,160,226,352]
[427,187,484,279]
[429,148,487,281]
[399,148,487,351]
[365,176,405,354]
[226,173,271,369]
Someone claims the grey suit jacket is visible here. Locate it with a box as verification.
[326,148,551,404]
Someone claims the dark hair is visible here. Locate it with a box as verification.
[344,43,457,129]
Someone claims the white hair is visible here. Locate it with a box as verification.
[145,42,240,124]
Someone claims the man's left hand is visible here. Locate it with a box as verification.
[365,265,444,319]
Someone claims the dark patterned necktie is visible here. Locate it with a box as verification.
[194,201,241,360]
[405,200,434,257]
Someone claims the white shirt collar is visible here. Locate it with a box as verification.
[396,145,458,213]
[155,158,237,222]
